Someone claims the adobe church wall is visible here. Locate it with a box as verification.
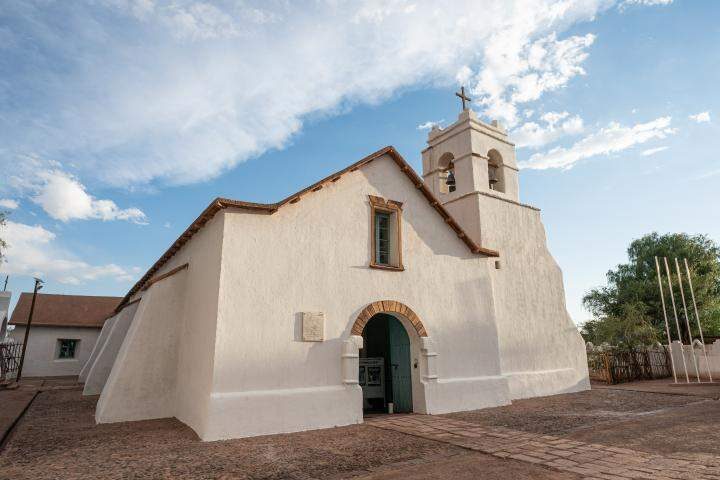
[206,155,509,440]
[96,271,185,422]
[79,315,116,383]
[9,325,101,377]
[475,194,589,399]
[83,302,137,395]
[95,214,225,437]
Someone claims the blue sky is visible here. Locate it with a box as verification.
[0,0,718,323]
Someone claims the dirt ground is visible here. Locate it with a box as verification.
[445,382,720,456]
[1,389,568,480]
[1,381,719,479]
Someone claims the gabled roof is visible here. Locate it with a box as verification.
[10,293,122,328]
[116,146,499,311]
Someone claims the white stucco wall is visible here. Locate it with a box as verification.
[79,315,116,383]
[205,154,509,440]
[83,302,138,395]
[96,272,186,422]
[9,325,101,377]
[95,213,224,436]
[445,192,589,399]
[669,340,720,380]
[96,150,587,441]
[0,291,11,340]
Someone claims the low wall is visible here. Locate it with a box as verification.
[669,340,720,380]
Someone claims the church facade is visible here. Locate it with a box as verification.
[84,108,589,441]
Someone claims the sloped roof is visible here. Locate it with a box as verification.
[10,293,121,328]
[116,146,499,311]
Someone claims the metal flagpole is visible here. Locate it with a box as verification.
[664,257,689,383]
[684,258,713,382]
[675,258,701,382]
[655,257,677,383]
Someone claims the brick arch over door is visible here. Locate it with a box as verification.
[351,300,428,337]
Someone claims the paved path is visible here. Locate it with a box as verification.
[366,414,720,480]
[0,388,37,448]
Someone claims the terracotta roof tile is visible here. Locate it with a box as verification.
[9,293,122,328]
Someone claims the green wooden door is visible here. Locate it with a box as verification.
[388,318,412,413]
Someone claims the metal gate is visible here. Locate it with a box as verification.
[0,342,23,380]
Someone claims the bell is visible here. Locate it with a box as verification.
[488,167,499,185]
[446,170,456,191]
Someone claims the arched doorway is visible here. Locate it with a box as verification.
[359,313,413,413]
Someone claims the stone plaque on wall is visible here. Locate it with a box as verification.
[302,312,325,342]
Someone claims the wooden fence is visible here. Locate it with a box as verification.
[587,346,672,384]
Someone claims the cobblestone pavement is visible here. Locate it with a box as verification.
[366,414,720,480]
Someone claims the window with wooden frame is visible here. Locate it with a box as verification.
[369,195,403,271]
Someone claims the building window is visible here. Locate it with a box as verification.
[369,196,403,271]
[375,211,391,265]
[57,339,78,359]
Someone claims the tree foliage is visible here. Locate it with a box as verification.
[582,302,658,349]
[582,232,720,345]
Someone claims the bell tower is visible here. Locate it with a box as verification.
[421,94,520,246]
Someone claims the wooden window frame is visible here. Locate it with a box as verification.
[369,195,404,272]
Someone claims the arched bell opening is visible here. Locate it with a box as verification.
[437,152,456,194]
[487,149,506,193]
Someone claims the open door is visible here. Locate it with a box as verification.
[388,318,412,413]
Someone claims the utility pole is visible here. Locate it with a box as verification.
[16,278,43,382]
[2,275,8,291]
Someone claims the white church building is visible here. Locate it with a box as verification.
[82,105,589,441]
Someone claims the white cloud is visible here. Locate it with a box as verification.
[469,32,596,127]
[641,146,668,156]
[0,220,137,284]
[0,199,18,210]
[689,111,711,123]
[31,170,147,224]
[0,1,617,189]
[621,0,672,7]
[511,111,584,148]
[417,120,443,131]
[520,116,677,170]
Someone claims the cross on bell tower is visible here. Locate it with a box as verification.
[455,86,471,111]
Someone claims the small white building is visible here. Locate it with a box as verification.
[9,293,121,377]
[86,108,589,441]
[0,290,10,341]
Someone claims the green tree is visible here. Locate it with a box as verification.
[581,302,658,349]
[582,232,720,344]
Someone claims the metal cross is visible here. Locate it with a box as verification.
[455,86,471,111]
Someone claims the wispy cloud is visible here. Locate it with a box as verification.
[417,120,443,131]
[0,0,618,190]
[520,117,677,170]
[689,111,711,123]
[0,220,138,284]
[641,146,669,156]
[620,0,673,8]
[468,32,596,127]
[0,199,18,210]
[511,111,584,148]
